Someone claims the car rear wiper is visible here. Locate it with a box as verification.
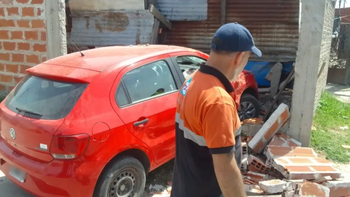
[16,107,42,116]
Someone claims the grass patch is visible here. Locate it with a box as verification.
[311,92,350,163]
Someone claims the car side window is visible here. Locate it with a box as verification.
[176,56,206,79]
[115,85,129,106]
[120,60,177,104]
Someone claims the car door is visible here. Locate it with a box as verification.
[110,56,182,165]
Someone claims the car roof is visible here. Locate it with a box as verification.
[43,45,200,72]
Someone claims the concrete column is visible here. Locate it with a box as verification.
[45,0,67,59]
[288,0,334,146]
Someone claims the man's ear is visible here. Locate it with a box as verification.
[233,52,245,66]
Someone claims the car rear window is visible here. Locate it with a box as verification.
[5,75,87,120]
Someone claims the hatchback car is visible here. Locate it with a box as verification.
[0,45,259,197]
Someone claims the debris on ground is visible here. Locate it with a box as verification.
[240,103,350,197]
[145,103,350,197]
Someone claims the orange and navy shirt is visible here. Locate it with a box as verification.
[171,65,242,197]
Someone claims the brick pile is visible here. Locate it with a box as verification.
[241,103,350,197]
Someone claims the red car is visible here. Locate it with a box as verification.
[0,45,259,197]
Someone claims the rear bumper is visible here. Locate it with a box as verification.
[0,138,105,197]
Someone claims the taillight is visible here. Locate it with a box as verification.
[50,134,90,159]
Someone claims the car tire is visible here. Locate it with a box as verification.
[93,156,146,197]
[238,93,260,121]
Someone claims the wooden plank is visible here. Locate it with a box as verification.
[149,4,172,30]
[151,19,160,44]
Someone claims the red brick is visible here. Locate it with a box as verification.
[16,20,30,28]
[22,7,35,17]
[25,31,38,40]
[0,53,10,61]
[12,54,24,63]
[31,0,43,4]
[17,42,30,50]
[31,20,45,28]
[0,19,16,27]
[19,65,31,74]
[42,56,46,62]
[16,0,30,3]
[246,171,268,183]
[41,31,46,41]
[5,64,19,73]
[3,42,16,51]
[248,155,269,173]
[33,43,46,52]
[0,64,4,71]
[10,31,23,39]
[0,8,5,16]
[1,75,13,83]
[0,30,9,39]
[6,7,19,16]
[26,55,40,64]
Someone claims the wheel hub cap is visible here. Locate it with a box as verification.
[239,101,256,120]
[109,171,136,197]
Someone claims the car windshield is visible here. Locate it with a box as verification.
[5,75,87,120]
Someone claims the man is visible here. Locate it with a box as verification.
[171,22,262,197]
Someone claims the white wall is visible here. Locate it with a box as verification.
[68,0,145,11]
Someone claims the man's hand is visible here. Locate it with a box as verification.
[212,152,246,197]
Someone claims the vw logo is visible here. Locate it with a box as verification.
[9,128,16,140]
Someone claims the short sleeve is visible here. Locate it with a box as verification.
[202,103,241,154]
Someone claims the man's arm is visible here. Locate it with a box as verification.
[212,153,246,197]
[202,102,245,197]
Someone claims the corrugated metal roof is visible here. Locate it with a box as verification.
[162,0,299,62]
[69,10,155,46]
[157,0,208,21]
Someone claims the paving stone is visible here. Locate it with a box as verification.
[248,103,290,153]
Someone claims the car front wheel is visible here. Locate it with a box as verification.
[238,93,260,121]
[94,157,146,197]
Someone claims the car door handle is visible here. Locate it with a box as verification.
[133,118,149,127]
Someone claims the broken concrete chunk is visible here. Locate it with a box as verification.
[248,103,290,153]
[241,119,263,137]
[241,154,248,172]
[295,181,330,197]
[323,180,350,197]
[259,179,287,194]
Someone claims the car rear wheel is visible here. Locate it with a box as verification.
[94,157,146,197]
[238,93,260,121]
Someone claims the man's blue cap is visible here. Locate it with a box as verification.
[211,22,262,57]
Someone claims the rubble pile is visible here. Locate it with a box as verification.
[241,103,350,197]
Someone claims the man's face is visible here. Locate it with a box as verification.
[228,51,251,81]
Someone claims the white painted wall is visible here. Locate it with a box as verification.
[68,0,145,11]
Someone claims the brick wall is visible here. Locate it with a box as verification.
[314,0,335,113]
[0,0,47,93]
